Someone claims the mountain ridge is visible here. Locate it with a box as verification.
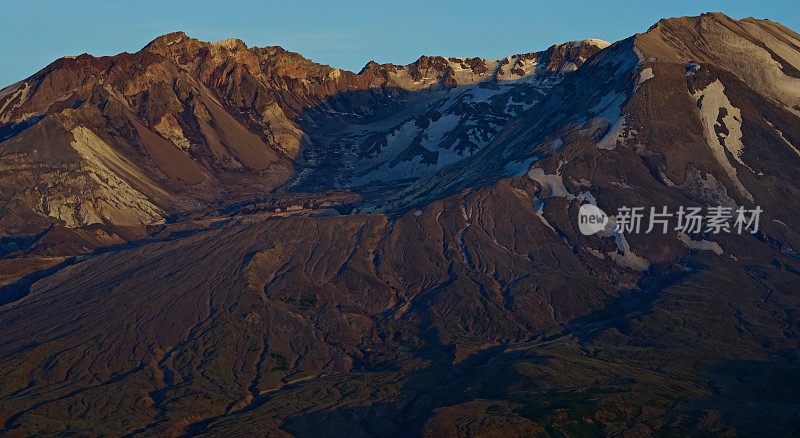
[0,27,609,237]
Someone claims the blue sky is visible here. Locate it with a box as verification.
[1,0,798,86]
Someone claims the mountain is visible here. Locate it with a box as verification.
[0,31,603,238]
[1,12,800,436]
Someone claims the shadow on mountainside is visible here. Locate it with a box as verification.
[284,39,638,217]
[284,82,557,214]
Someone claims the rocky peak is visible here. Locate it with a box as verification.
[210,37,248,51]
[143,31,190,48]
[635,12,800,112]
[540,39,610,73]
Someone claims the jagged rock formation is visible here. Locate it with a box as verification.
[0,31,605,236]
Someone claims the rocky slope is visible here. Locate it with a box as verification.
[1,12,800,437]
[0,31,604,238]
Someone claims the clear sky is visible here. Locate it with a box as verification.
[1,0,798,87]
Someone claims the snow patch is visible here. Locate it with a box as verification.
[464,86,506,104]
[609,232,650,271]
[527,165,573,199]
[692,80,754,201]
[637,67,654,85]
[595,116,636,150]
[677,232,723,255]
